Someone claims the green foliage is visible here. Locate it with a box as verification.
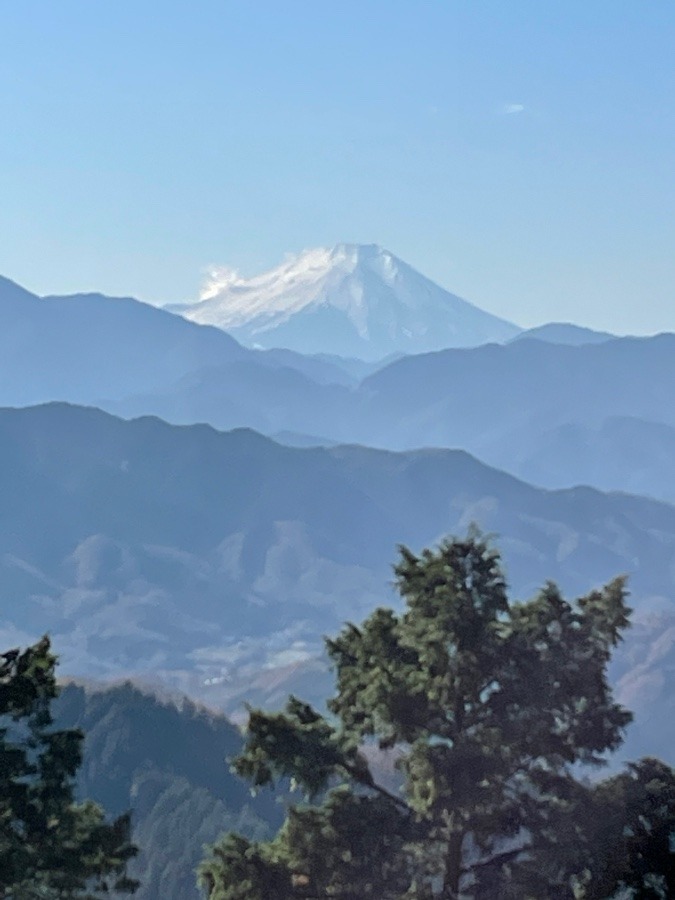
[570,757,675,900]
[0,636,138,898]
[52,682,278,900]
[200,534,675,899]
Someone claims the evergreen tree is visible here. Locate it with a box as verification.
[0,636,138,898]
[200,533,675,899]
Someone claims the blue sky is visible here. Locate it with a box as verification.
[1,1,674,333]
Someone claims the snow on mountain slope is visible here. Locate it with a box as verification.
[169,244,521,360]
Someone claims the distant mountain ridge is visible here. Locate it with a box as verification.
[168,244,521,359]
[511,322,615,346]
[106,331,675,505]
[2,403,675,764]
[3,269,675,503]
[0,278,245,406]
[0,275,367,407]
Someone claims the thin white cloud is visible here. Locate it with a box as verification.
[200,264,241,301]
[501,103,525,115]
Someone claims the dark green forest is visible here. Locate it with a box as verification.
[0,638,137,897]
[2,535,674,898]
[53,681,281,899]
[1,642,281,899]
[201,535,675,899]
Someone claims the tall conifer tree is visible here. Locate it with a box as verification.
[200,534,675,899]
[0,636,138,898]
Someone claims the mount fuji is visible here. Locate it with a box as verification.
[168,244,521,360]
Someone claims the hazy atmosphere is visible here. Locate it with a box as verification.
[2,2,675,332]
[2,4,675,899]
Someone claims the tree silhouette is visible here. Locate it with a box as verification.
[0,636,138,898]
[201,533,675,899]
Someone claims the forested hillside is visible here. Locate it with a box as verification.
[53,682,281,900]
[1,402,674,763]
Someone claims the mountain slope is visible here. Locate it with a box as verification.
[351,334,675,501]
[169,244,521,359]
[511,322,615,345]
[0,275,364,409]
[515,416,675,501]
[1,404,675,762]
[0,279,248,406]
[53,682,279,900]
[109,332,675,503]
[9,270,675,505]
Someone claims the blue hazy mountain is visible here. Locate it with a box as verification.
[107,332,675,504]
[352,334,675,502]
[0,277,242,405]
[3,270,675,502]
[1,403,674,763]
[510,322,615,345]
[0,275,360,405]
[5,267,675,502]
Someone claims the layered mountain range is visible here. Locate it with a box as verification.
[0,402,673,765]
[106,333,675,504]
[1,258,673,747]
[0,269,670,503]
[1,254,673,891]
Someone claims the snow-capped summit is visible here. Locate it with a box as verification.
[169,244,521,360]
